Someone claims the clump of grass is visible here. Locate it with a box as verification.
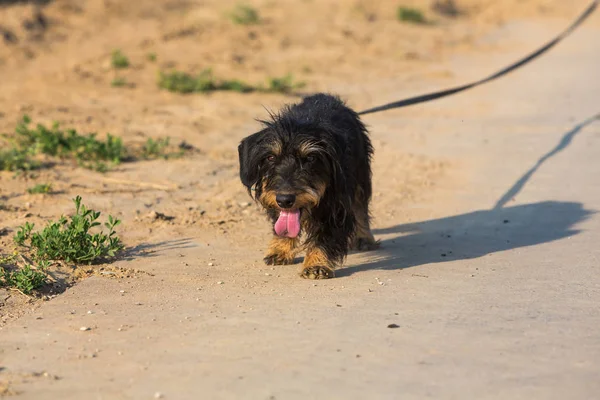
[14,115,126,171]
[0,256,48,295]
[141,137,171,159]
[158,69,303,94]
[158,69,253,94]
[230,4,260,25]
[0,147,37,171]
[1,259,48,295]
[1,116,189,173]
[266,74,305,93]
[111,49,130,69]
[397,6,426,24]
[14,196,123,264]
[27,183,52,194]
[146,52,157,62]
[111,77,128,87]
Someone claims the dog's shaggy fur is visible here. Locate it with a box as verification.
[238,93,378,279]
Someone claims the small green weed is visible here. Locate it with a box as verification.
[142,137,173,159]
[397,6,426,24]
[1,263,47,295]
[14,196,123,264]
[266,74,305,93]
[0,147,37,171]
[111,49,130,69]
[111,77,128,87]
[146,52,157,62]
[27,183,52,194]
[230,4,260,25]
[2,117,190,172]
[158,70,303,94]
[15,115,126,171]
[158,69,253,94]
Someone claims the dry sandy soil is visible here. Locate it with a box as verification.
[0,0,599,398]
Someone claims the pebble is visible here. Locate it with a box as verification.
[154,392,164,399]
[79,327,91,331]
[208,262,214,266]
[217,281,224,285]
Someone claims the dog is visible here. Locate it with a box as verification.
[238,93,379,279]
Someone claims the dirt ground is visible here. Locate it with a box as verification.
[0,0,599,398]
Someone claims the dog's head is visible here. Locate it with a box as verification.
[238,108,345,237]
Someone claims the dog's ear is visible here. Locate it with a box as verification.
[238,130,265,190]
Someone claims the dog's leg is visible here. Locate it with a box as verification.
[264,236,299,265]
[351,189,380,251]
[299,245,336,279]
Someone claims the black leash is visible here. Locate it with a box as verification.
[358,0,598,116]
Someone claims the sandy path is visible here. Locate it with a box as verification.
[1,8,600,400]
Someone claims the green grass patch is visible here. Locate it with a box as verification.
[266,74,305,93]
[158,69,304,94]
[0,147,38,171]
[14,115,126,172]
[397,6,426,24]
[27,183,52,194]
[230,4,260,25]
[111,49,130,69]
[14,196,123,264]
[142,137,184,160]
[0,255,48,295]
[111,77,128,87]
[1,116,191,173]
[146,52,157,62]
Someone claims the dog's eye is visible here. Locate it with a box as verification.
[305,155,315,163]
[266,155,276,162]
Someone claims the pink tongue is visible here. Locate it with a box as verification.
[274,210,301,238]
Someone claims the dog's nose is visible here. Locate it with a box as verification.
[276,194,296,208]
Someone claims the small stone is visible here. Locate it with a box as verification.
[387,324,400,329]
[217,281,224,285]
[119,290,126,293]
[208,262,214,266]
[87,310,93,314]
[154,392,164,399]
[79,327,91,331]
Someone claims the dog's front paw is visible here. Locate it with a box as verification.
[264,253,295,266]
[299,265,335,280]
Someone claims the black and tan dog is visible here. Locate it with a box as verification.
[238,93,379,279]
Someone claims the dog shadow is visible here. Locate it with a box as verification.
[338,201,593,276]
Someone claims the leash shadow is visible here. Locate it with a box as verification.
[494,113,599,209]
[339,201,593,276]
